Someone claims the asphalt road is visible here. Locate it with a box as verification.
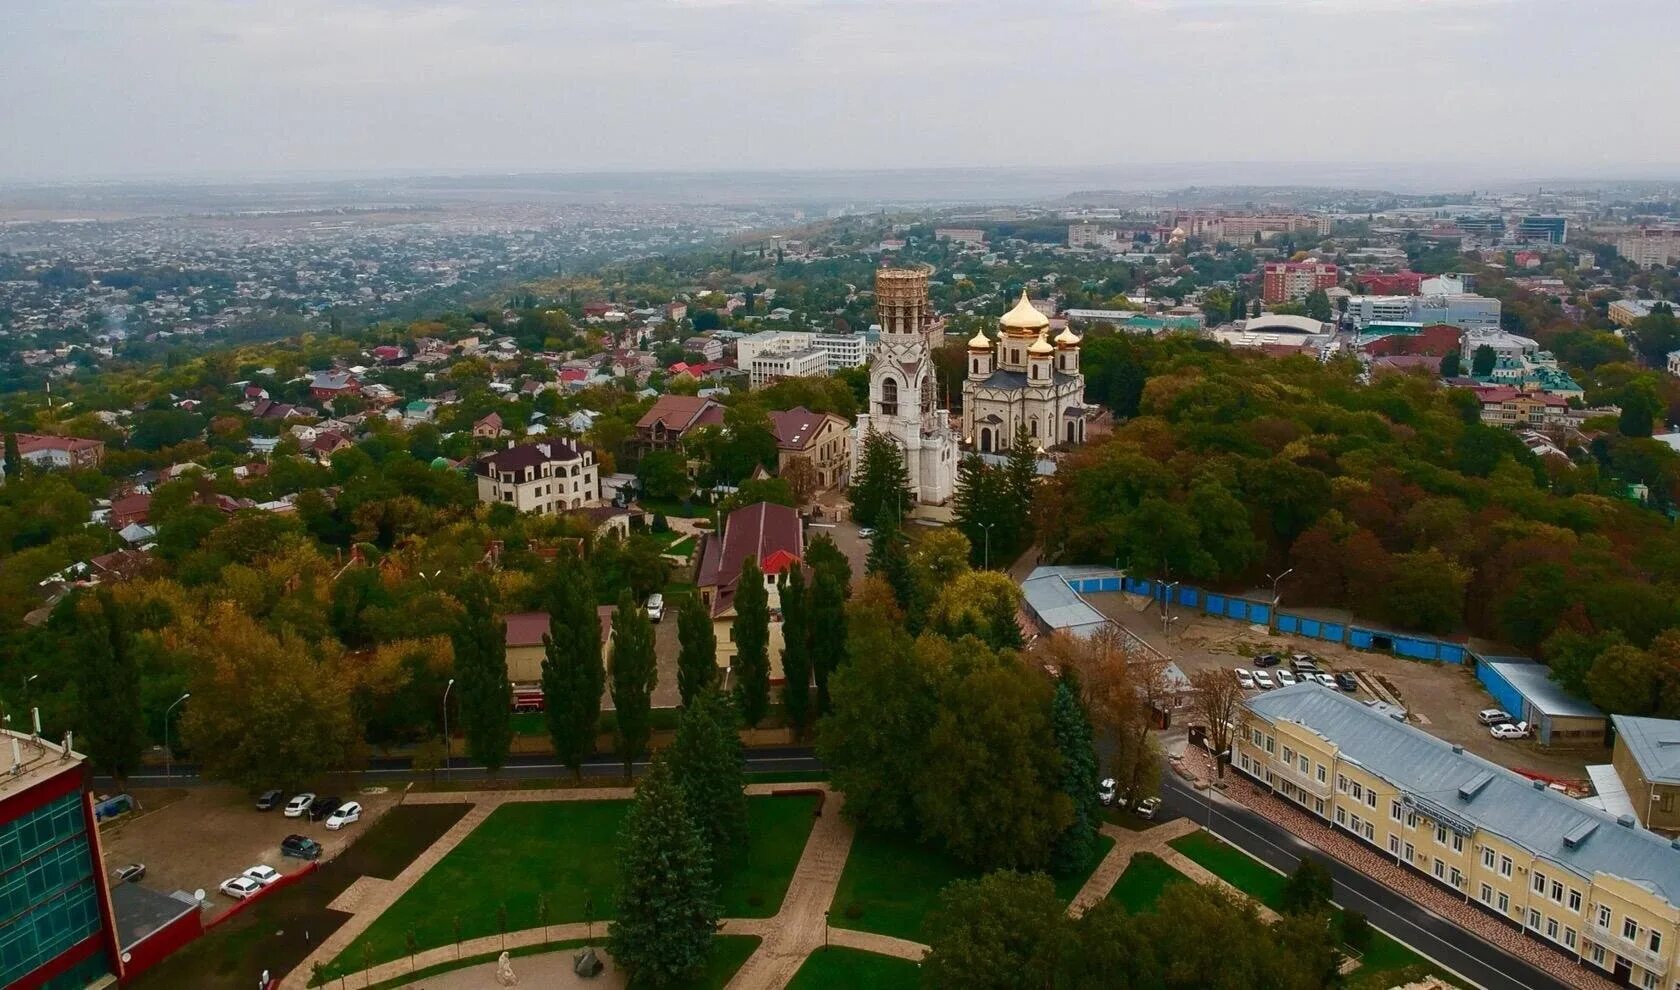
[106,745,824,788]
[1159,772,1574,990]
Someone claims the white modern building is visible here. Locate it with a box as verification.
[1342,293,1501,331]
[735,329,874,386]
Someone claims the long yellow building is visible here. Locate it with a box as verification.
[1238,685,1680,989]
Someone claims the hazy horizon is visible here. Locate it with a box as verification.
[5,0,1679,184]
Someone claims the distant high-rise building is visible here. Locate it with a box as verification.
[1455,214,1507,240]
[1517,215,1568,244]
[1617,230,1680,269]
[1262,261,1339,303]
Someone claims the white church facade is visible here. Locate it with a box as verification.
[962,292,1088,452]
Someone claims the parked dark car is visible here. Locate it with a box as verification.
[308,795,339,821]
[1336,672,1359,692]
[1253,653,1280,667]
[280,834,322,861]
[255,789,284,811]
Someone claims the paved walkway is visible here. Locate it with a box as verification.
[723,791,858,990]
[390,945,625,989]
[1064,816,1284,920]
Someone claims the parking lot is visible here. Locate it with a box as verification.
[98,784,402,918]
[1086,591,1608,781]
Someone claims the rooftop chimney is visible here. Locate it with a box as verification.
[9,738,20,775]
[1617,814,1636,828]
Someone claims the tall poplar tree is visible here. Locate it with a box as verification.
[609,589,657,777]
[543,546,604,780]
[75,591,146,785]
[3,431,20,481]
[1049,678,1101,876]
[452,573,512,775]
[609,759,718,987]
[676,592,716,707]
[809,569,848,714]
[778,566,813,733]
[731,556,770,727]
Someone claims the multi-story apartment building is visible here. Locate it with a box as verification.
[810,331,876,372]
[1261,261,1339,303]
[1518,215,1569,244]
[474,440,600,514]
[1068,223,1120,250]
[934,228,986,245]
[1617,231,1680,270]
[1238,686,1680,990]
[10,433,106,472]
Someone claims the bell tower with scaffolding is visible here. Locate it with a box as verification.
[853,265,959,505]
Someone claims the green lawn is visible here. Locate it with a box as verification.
[831,830,977,942]
[786,946,921,990]
[1168,831,1287,908]
[832,830,1111,942]
[338,796,814,969]
[1106,852,1188,914]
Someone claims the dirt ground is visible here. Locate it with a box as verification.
[1085,591,1609,782]
[97,782,403,918]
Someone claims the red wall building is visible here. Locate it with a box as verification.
[1356,271,1426,295]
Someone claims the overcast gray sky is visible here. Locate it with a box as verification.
[3,0,1676,181]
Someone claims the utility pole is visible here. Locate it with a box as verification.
[442,678,455,780]
[164,693,190,780]
[980,522,995,570]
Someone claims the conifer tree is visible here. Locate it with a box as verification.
[1049,677,1101,876]
[866,517,914,616]
[3,431,20,481]
[676,591,717,707]
[667,688,748,869]
[848,428,912,528]
[804,533,851,713]
[609,589,657,777]
[452,573,512,775]
[778,566,813,733]
[543,546,604,780]
[609,760,719,987]
[731,556,771,727]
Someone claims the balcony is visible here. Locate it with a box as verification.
[1587,918,1667,972]
[1269,759,1334,800]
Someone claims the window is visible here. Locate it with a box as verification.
[1569,889,1582,913]
[1625,917,1640,941]
[1367,791,1378,810]
[1480,883,1493,904]
[1498,892,1510,913]
[1450,867,1462,887]
[1314,798,1325,816]
[1317,764,1327,783]
[1364,821,1375,841]
[1352,781,1364,800]
[1452,834,1464,853]
[1651,930,1662,955]
[1550,880,1563,903]
[1547,918,1559,940]
[1599,905,1612,929]
[1434,859,1446,880]
[1406,812,1417,829]
[1590,943,1605,966]
[1500,855,1513,878]
[1299,755,1308,774]
[1336,807,1347,825]
[1253,728,1264,747]
[1265,736,1275,755]
[1639,972,1656,990]
[1437,825,1449,846]
[1405,842,1415,862]
[1282,745,1293,765]
[1565,927,1576,950]
[1390,835,1401,856]
[1392,801,1404,823]
[879,378,899,416]
[1482,848,1495,869]
[1533,871,1546,895]
[1337,774,1347,792]
[1529,908,1541,930]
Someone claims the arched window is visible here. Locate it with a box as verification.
[1067,420,1076,443]
[1030,418,1039,437]
[879,377,899,416]
[980,429,993,453]
[971,358,978,374]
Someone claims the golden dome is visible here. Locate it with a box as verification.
[1054,326,1081,347]
[1000,291,1049,332]
[967,328,992,350]
[1028,330,1055,356]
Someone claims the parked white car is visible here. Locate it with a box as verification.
[1253,670,1275,690]
[220,876,263,900]
[1098,778,1117,806]
[242,865,282,887]
[1234,668,1256,690]
[1491,721,1531,740]
[645,593,664,623]
[325,801,362,830]
[1276,670,1298,687]
[283,792,316,818]
[1477,709,1513,726]
[1134,796,1162,820]
[1313,673,1337,688]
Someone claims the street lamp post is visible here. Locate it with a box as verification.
[21,673,38,712]
[164,693,190,781]
[980,522,996,570]
[1266,568,1294,632]
[442,678,455,780]
[1161,580,1179,637]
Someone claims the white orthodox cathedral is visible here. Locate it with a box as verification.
[962,291,1088,453]
[854,269,1088,506]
